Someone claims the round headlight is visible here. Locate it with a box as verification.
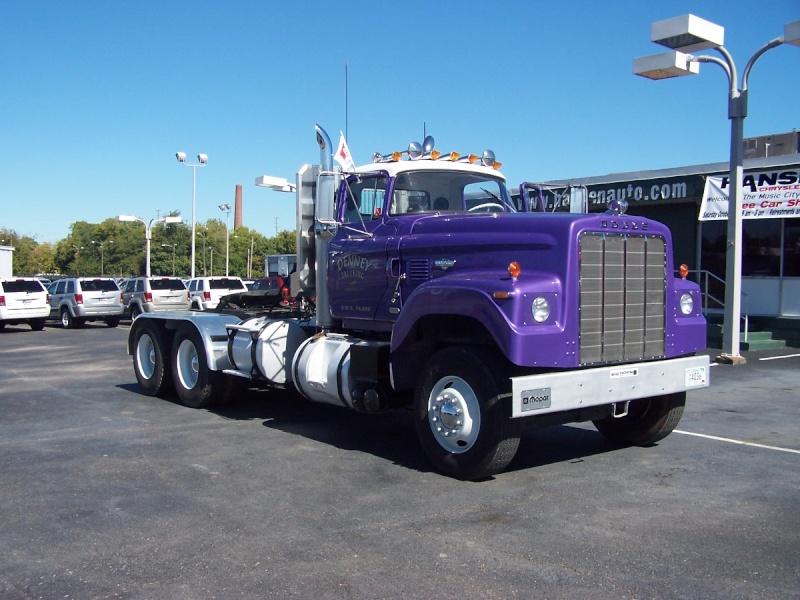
[531,296,550,323]
[680,292,694,315]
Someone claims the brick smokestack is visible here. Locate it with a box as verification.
[234,184,242,230]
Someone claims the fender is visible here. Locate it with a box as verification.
[128,312,243,371]
[391,280,514,355]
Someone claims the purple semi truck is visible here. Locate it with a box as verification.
[128,125,709,479]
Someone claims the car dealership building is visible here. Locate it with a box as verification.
[528,131,800,319]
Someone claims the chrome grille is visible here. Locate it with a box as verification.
[579,233,666,364]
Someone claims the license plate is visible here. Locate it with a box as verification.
[685,366,707,387]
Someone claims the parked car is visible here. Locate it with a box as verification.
[0,277,50,331]
[249,276,291,305]
[122,276,190,319]
[47,277,123,328]
[186,276,248,310]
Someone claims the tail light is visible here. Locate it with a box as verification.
[144,292,153,302]
[120,292,124,303]
[186,291,191,301]
[75,293,83,304]
[0,295,5,307]
[203,291,211,300]
[47,294,51,303]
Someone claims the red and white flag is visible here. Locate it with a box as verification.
[334,132,356,171]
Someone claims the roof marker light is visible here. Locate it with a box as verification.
[508,261,521,278]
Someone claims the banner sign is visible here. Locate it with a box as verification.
[535,174,705,212]
[700,169,800,221]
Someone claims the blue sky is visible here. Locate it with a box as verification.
[1,1,797,243]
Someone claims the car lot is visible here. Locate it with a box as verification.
[0,322,798,599]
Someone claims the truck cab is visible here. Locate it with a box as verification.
[127,125,709,480]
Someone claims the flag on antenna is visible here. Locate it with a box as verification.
[334,132,356,171]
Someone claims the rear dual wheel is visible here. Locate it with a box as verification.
[171,328,240,408]
[132,322,171,397]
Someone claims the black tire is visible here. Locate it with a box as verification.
[592,392,686,446]
[29,318,46,331]
[105,315,121,328]
[413,346,520,480]
[132,322,171,397]
[60,308,76,329]
[130,304,141,320]
[171,327,231,408]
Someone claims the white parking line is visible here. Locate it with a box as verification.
[758,353,800,361]
[674,430,800,454]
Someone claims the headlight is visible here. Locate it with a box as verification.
[680,292,694,315]
[531,296,550,323]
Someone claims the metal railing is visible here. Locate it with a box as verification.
[677,269,749,343]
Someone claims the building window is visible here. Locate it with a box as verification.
[784,221,800,277]
[702,219,788,278]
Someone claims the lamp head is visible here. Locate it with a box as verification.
[197,153,208,165]
[651,14,724,52]
[175,151,187,163]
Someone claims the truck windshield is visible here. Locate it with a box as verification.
[389,170,513,215]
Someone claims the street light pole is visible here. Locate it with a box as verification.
[118,214,182,277]
[633,15,799,365]
[219,203,231,276]
[175,152,208,279]
[162,243,177,276]
[91,239,113,276]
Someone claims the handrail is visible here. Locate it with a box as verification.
[676,269,749,343]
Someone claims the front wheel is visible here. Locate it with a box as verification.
[171,328,233,408]
[592,392,686,446]
[61,308,76,329]
[413,346,519,480]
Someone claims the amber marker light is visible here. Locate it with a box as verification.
[449,152,460,161]
[430,150,441,160]
[391,151,402,161]
[493,161,503,170]
[508,261,521,278]
[492,291,510,299]
[679,264,689,279]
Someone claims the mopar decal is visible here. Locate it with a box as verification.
[521,388,551,412]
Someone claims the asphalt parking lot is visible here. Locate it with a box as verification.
[1,321,798,599]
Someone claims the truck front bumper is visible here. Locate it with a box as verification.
[510,354,710,419]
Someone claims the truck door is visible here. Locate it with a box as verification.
[328,173,398,324]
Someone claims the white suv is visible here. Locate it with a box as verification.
[122,276,190,319]
[47,277,123,328]
[0,277,50,331]
[186,276,247,310]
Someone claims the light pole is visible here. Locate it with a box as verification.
[218,203,231,276]
[162,243,177,276]
[72,245,84,275]
[118,214,182,277]
[633,15,799,365]
[176,151,208,279]
[254,174,295,280]
[91,239,113,276]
